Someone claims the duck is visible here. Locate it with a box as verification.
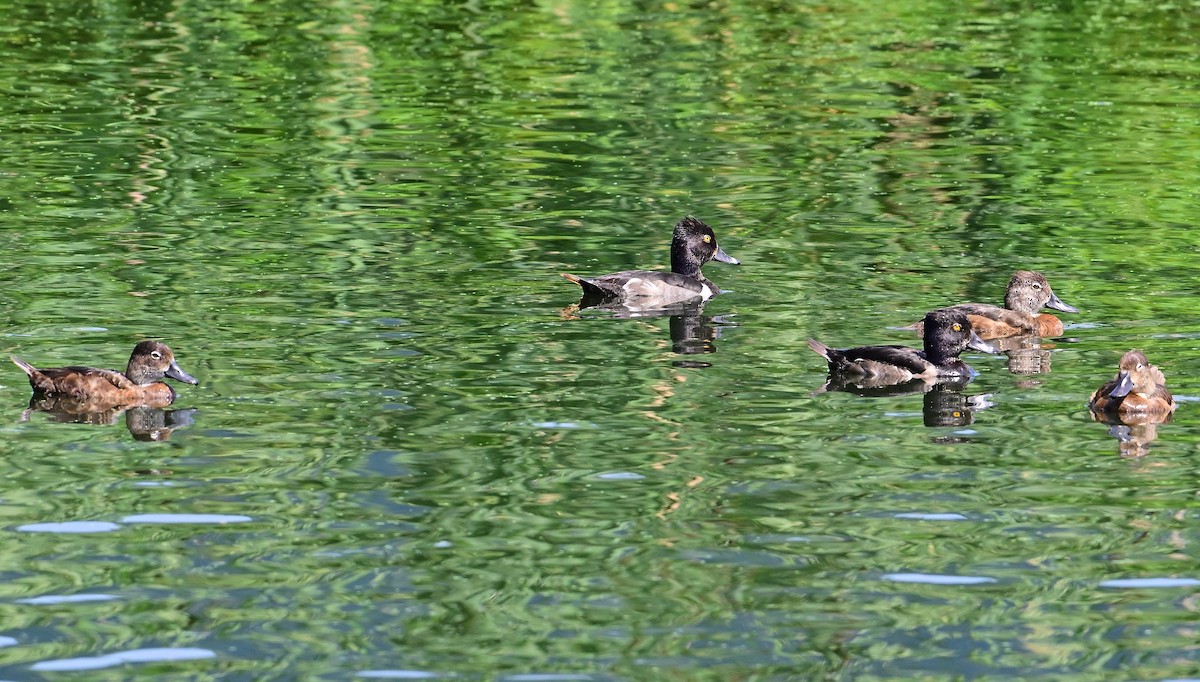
[11,340,198,409]
[1088,350,1176,422]
[908,270,1078,339]
[808,309,998,387]
[561,216,739,308]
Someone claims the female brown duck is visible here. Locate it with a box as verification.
[1089,350,1176,421]
[12,340,198,409]
[910,270,1078,339]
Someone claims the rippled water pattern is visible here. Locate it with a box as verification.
[1,0,1199,679]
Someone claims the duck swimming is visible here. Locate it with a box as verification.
[1089,350,1176,422]
[909,270,1078,339]
[12,340,198,409]
[561,216,739,308]
[809,309,998,387]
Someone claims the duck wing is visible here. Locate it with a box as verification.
[37,366,137,391]
[564,270,709,305]
[950,303,1035,329]
[1089,378,1119,408]
[835,345,933,378]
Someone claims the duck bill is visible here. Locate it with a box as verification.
[967,330,999,354]
[1109,371,1134,398]
[712,245,740,265]
[1045,291,1078,313]
[166,361,199,385]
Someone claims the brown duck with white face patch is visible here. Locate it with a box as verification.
[909,270,1078,339]
[561,216,739,308]
[1089,350,1176,423]
[11,340,198,409]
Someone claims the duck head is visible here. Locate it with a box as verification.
[126,340,199,386]
[923,309,998,363]
[1108,350,1161,398]
[670,216,739,277]
[1004,270,1078,315]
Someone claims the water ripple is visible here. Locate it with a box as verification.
[31,647,216,672]
[881,573,998,585]
[121,514,252,524]
[16,521,122,533]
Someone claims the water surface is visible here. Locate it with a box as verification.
[1,0,1199,679]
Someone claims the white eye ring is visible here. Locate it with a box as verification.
[151,351,162,359]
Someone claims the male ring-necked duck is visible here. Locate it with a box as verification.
[561,216,739,307]
[909,270,1078,339]
[12,340,198,409]
[809,309,998,386]
[1089,350,1176,421]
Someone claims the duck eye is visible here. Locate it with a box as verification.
[151,351,162,359]
[702,234,712,244]
[1032,282,1042,289]
[952,323,962,332]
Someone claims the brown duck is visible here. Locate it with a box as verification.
[12,340,198,409]
[1089,350,1176,422]
[909,270,1078,339]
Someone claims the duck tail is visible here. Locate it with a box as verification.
[562,272,607,297]
[10,355,36,378]
[806,339,832,361]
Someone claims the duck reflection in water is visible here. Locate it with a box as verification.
[987,334,1054,380]
[561,299,735,369]
[22,396,197,442]
[1089,350,1177,457]
[669,304,734,367]
[817,374,994,431]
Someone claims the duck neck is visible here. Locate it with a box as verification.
[925,348,953,367]
[671,242,701,278]
[923,336,957,367]
[125,362,154,385]
[1004,290,1033,314]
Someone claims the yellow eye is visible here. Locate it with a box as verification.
[952,323,962,332]
[702,235,712,243]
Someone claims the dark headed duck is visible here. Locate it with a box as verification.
[910,270,1078,339]
[12,340,198,409]
[1089,350,1176,422]
[808,309,998,387]
[561,216,739,307]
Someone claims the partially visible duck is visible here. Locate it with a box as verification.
[12,340,198,409]
[808,309,998,387]
[1089,350,1176,422]
[561,216,739,308]
[909,270,1078,339]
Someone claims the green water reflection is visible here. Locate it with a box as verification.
[0,0,1198,679]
